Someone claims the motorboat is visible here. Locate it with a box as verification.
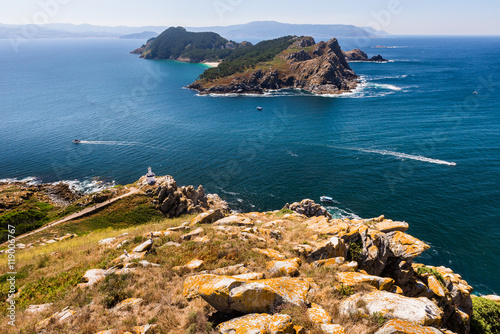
[72,139,81,144]
[320,196,334,203]
[257,106,263,111]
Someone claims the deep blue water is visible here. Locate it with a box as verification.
[0,37,499,295]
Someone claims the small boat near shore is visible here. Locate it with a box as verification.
[72,139,81,144]
[320,196,334,203]
[257,106,263,111]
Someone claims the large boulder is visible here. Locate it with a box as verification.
[266,258,301,277]
[384,231,430,260]
[184,275,314,313]
[217,313,294,334]
[340,291,444,326]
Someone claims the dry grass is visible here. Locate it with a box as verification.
[1,209,382,333]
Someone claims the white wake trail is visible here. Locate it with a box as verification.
[77,141,141,146]
[344,147,457,166]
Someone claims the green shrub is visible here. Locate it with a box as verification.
[346,240,363,262]
[336,283,355,297]
[99,274,133,309]
[416,266,446,287]
[471,297,500,334]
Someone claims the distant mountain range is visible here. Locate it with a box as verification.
[0,21,388,41]
[187,21,389,41]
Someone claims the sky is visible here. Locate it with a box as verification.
[0,0,499,35]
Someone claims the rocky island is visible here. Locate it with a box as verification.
[132,27,364,95]
[1,176,499,334]
[343,49,388,62]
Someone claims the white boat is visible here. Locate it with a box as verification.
[72,139,81,144]
[320,196,334,203]
[257,106,263,111]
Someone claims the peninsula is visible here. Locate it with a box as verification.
[1,176,499,334]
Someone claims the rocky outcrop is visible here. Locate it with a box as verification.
[183,275,314,313]
[138,175,229,217]
[283,199,332,218]
[188,37,359,95]
[340,291,444,326]
[343,48,388,62]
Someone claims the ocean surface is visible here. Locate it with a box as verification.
[0,36,499,295]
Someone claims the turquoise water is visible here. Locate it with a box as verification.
[0,37,499,294]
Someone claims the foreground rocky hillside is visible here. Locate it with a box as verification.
[188,37,359,95]
[1,176,499,334]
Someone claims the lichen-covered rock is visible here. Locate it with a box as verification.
[427,275,446,298]
[110,298,142,313]
[252,248,286,260]
[234,272,266,280]
[217,313,294,334]
[181,227,204,240]
[36,306,76,329]
[214,215,254,226]
[132,239,153,253]
[321,324,346,334]
[335,272,394,291]
[172,259,204,272]
[312,257,345,268]
[77,269,106,288]
[373,319,445,334]
[375,220,409,233]
[190,209,225,225]
[132,324,157,334]
[384,231,430,260]
[307,236,347,262]
[25,303,53,314]
[187,275,314,313]
[340,291,443,326]
[201,264,250,276]
[307,303,332,324]
[266,258,301,277]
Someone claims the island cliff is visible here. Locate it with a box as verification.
[188,37,359,95]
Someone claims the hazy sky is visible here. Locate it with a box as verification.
[0,0,498,35]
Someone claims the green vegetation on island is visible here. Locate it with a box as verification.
[198,36,295,81]
[138,26,246,63]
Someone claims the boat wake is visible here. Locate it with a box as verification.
[325,205,361,220]
[331,146,457,166]
[76,140,141,146]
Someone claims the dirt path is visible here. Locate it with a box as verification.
[8,187,140,243]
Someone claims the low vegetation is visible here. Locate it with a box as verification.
[471,297,500,334]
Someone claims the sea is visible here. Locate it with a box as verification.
[0,36,499,295]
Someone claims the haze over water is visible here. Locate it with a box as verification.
[0,36,499,294]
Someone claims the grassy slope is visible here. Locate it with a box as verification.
[0,205,382,334]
